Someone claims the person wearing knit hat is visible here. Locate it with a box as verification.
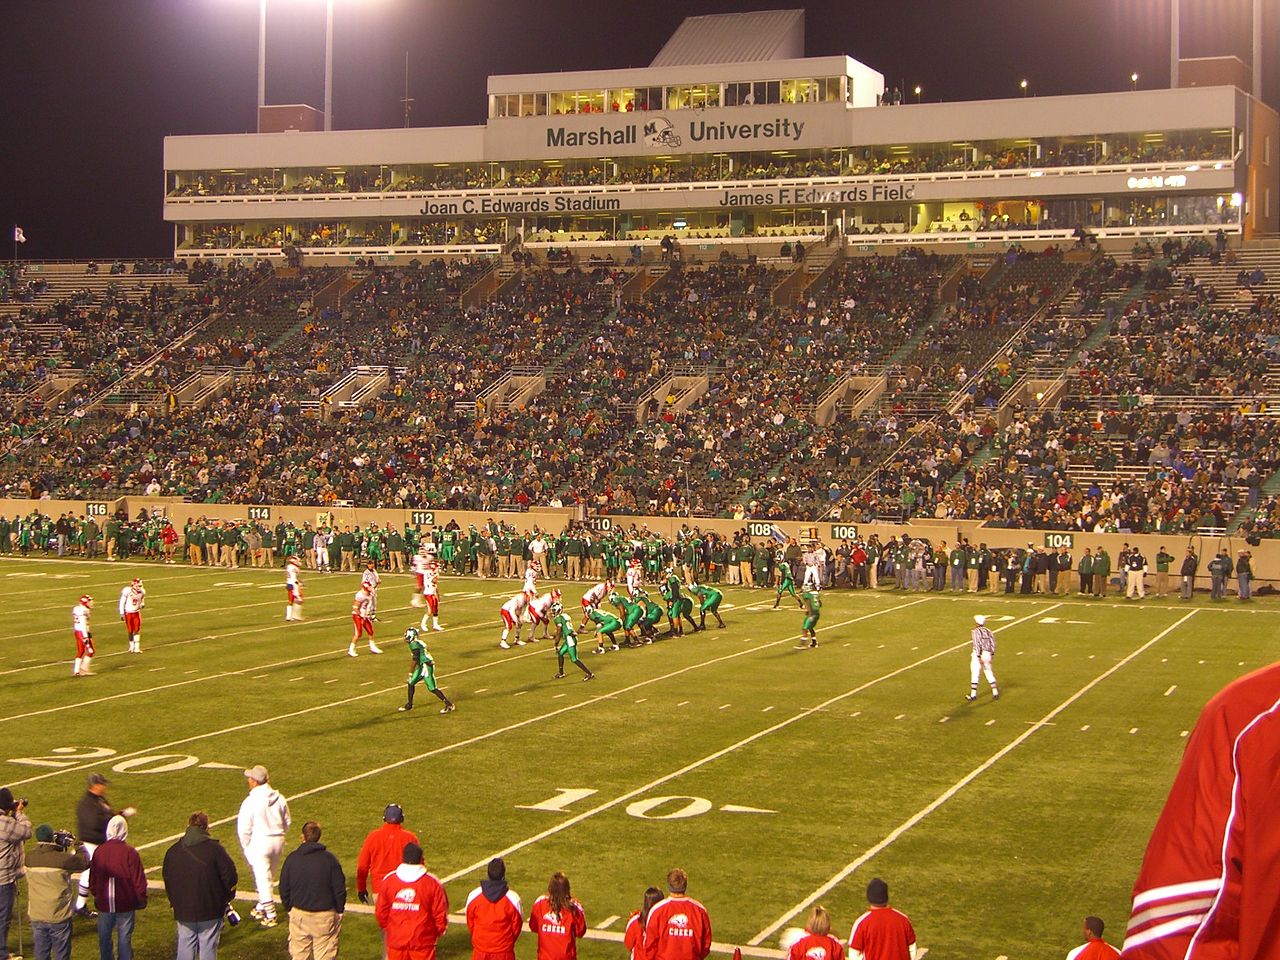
[966,614,999,703]
[848,878,917,960]
[0,791,32,960]
[375,841,448,960]
[466,858,523,960]
[27,822,89,960]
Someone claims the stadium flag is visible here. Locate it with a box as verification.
[771,524,787,543]
[13,226,26,244]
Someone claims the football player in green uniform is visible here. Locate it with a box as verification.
[551,603,595,682]
[660,572,699,636]
[798,587,821,649]
[637,590,664,642]
[610,592,645,646]
[586,607,623,654]
[689,582,726,629]
[773,559,802,609]
[398,628,455,714]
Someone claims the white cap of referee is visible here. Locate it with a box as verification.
[974,615,986,625]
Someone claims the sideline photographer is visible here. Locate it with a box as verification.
[26,825,87,960]
[0,787,33,960]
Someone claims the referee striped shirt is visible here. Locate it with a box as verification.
[971,626,996,654]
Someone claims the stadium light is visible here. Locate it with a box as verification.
[255,0,358,131]
[1020,79,1029,97]
[913,85,922,103]
[1130,72,1139,91]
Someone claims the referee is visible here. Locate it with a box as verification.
[966,614,999,703]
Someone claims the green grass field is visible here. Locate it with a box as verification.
[2,556,1277,960]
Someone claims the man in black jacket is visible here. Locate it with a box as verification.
[279,821,346,960]
[75,773,135,915]
[1179,547,1199,600]
[161,811,238,960]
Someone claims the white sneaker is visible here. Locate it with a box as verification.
[348,646,358,658]
[499,640,511,649]
[369,644,383,655]
[431,623,444,632]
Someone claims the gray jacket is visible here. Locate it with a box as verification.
[0,811,33,884]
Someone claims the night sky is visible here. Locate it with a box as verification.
[2,0,1276,260]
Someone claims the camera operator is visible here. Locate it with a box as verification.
[75,774,135,916]
[26,825,87,960]
[0,787,33,960]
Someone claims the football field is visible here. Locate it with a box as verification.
[3,556,1278,959]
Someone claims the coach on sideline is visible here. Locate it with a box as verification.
[280,821,346,960]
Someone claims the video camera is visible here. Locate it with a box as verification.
[49,829,76,850]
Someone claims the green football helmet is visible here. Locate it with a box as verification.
[403,627,420,643]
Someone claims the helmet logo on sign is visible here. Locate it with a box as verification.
[643,117,682,149]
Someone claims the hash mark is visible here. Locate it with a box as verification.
[474,688,488,694]
[325,678,338,684]
[1080,724,1091,731]
[677,700,690,707]
[985,719,996,726]
[1181,730,1189,738]
[1164,685,1177,696]
[762,706,774,712]
[1130,728,1139,734]
[553,693,566,699]
[894,714,906,720]
[288,677,304,682]
[719,703,732,710]
[938,716,949,723]
[850,711,861,718]
[635,698,647,704]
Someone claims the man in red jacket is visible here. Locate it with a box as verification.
[1068,917,1120,960]
[465,858,522,960]
[358,805,419,905]
[374,842,448,960]
[643,869,712,960]
[848,878,916,960]
[88,816,147,960]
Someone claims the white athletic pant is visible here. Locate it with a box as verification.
[1126,570,1145,598]
[314,548,327,569]
[802,565,821,589]
[243,838,284,910]
[970,651,996,686]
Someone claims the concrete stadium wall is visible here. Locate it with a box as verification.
[2,497,1273,591]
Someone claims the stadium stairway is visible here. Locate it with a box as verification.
[1174,244,1280,298]
[1226,463,1280,534]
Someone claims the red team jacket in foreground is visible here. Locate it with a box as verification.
[357,823,421,897]
[848,907,916,960]
[374,863,449,960]
[788,932,846,960]
[528,894,587,960]
[643,895,713,960]
[1122,661,1280,960]
[466,885,524,960]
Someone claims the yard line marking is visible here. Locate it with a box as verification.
[1164,684,1177,696]
[436,601,1055,888]
[596,916,620,930]
[748,607,1199,947]
[134,604,926,859]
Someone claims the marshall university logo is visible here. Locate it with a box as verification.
[643,117,682,149]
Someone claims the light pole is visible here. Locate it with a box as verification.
[257,0,267,109]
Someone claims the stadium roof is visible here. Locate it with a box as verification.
[649,9,805,67]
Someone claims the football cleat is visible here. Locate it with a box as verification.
[583,673,595,682]
[993,691,1000,700]
[965,694,977,703]
[499,640,511,649]
[440,702,456,714]
[553,672,566,679]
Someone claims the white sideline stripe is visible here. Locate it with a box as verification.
[596,915,621,930]
[436,601,1051,887]
[748,607,1199,946]
[5,645,551,787]
[134,597,935,858]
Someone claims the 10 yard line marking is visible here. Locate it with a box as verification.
[435,601,1055,887]
[748,607,1199,946]
[133,598,937,861]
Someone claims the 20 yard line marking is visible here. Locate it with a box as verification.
[748,607,1199,946]
[133,597,938,860]
[435,601,1056,886]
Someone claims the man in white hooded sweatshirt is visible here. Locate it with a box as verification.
[237,765,291,928]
